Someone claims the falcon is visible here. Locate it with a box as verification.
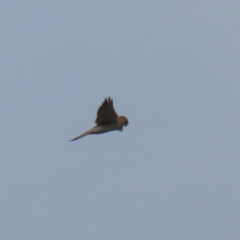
[70,97,128,141]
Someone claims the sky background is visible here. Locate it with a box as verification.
[1,1,240,240]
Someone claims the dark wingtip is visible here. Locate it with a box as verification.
[107,97,113,104]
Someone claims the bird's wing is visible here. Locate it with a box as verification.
[70,128,94,141]
[95,97,118,125]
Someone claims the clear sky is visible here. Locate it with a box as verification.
[1,1,240,240]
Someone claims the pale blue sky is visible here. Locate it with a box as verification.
[1,1,240,240]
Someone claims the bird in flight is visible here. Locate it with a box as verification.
[70,97,129,141]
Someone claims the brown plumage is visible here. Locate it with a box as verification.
[70,97,128,141]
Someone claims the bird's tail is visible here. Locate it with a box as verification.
[70,128,94,141]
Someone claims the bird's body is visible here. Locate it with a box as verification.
[70,98,128,141]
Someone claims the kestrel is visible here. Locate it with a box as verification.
[70,97,129,141]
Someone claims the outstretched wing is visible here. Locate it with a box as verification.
[70,128,94,141]
[95,97,118,125]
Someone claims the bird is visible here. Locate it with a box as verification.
[70,97,129,141]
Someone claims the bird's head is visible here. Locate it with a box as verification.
[118,116,129,127]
